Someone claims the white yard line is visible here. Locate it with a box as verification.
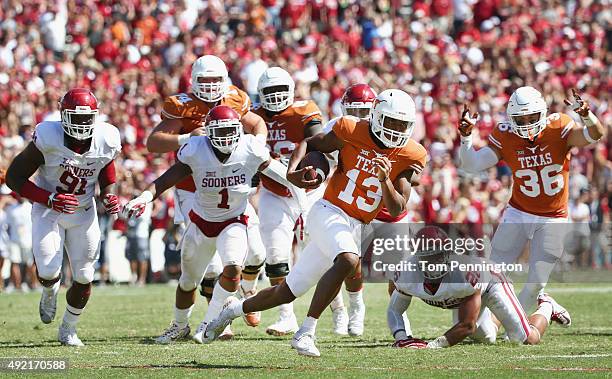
[514,354,612,359]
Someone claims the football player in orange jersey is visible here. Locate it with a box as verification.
[251,67,324,336]
[145,55,268,343]
[458,86,605,314]
[204,89,427,357]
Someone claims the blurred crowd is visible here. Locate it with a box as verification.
[0,0,610,289]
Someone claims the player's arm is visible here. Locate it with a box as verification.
[428,290,481,348]
[286,130,344,189]
[123,162,192,218]
[457,104,501,173]
[98,161,120,215]
[241,111,267,141]
[6,142,79,213]
[375,159,412,218]
[304,119,323,138]
[387,290,413,341]
[146,118,205,153]
[565,89,606,148]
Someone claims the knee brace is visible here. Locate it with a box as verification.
[199,277,218,299]
[243,261,265,276]
[265,262,290,279]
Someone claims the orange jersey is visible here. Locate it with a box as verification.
[324,116,427,223]
[253,100,323,196]
[160,85,251,192]
[488,112,576,218]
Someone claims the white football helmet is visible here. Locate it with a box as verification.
[258,67,295,112]
[370,89,416,148]
[191,55,229,102]
[507,86,547,139]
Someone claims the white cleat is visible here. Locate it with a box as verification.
[39,283,59,324]
[192,321,208,344]
[291,332,320,357]
[266,312,299,336]
[348,301,365,336]
[203,298,240,344]
[538,293,571,327]
[58,323,84,347]
[331,307,349,335]
[155,321,191,344]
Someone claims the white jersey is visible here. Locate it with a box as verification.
[32,121,121,209]
[177,134,269,222]
[6,201,32,247]
[393,255,491,309]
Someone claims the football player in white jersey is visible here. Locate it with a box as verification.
[5,88,122,346]
[387,227,570,349]
[124,105,307,344]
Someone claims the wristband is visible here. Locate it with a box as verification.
[581,111,599,128]
[177,134,190,146]
[140,190,154,203]
[460,134,473,149]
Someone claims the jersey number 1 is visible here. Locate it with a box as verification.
[57,171,87,195]
[217,188,230,209]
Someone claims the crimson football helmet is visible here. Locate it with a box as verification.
[341,83,377,119]
[413,226,451,280]
[205,105,243,154]
[59,88,99,140]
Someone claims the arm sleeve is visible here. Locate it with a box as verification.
[458,136,499,173]
[98,161,117,188]
[387,290,412,341]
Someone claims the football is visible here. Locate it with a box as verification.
[298,151,330,183]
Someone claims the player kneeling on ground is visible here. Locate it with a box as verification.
[387,226,571,349]
[123,106,307,344]
[5,89,122,346]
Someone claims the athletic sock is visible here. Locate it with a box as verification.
[279,302,294,318]
[204,282,235,323]
[62,304,83,328]
[174,305,194,328]
[348,288,364,307]
[301,316,318,335]
[533,301,553,324]
[330,291,345,311]
[241,278,257,294]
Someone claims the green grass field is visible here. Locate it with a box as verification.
[1,282,611,377]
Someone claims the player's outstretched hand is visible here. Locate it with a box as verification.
[392,338,428,349]
[48,193,79,214]
[458,104,479,137]
[102,193,120,215]
[372,156,392,182]
[287,166,320,189]
[122,191,153,219]
[564,88,590,117]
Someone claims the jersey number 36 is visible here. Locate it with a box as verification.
[515,164,564,198]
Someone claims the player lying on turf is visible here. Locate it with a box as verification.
[387,226,571,349]
[123,105,307,344]
[204,89,427,357]
[5,89,122,346]
[458,87,606,313]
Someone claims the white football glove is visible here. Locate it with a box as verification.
[122,191,153,219]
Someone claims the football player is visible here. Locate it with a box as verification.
[5,89,122,346]
[458,87,606,313]
[388,226,569,348]
[252,67,324,336]
[146,55,267,342]
[205,89,427,357]
[322,83,377,336]
[124,106,307,344]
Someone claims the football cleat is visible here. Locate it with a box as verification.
[192,321,208,344]
[218,325,234,340]
[291,332,320,357]
[155,321,191,344]
[39,283,60,324]
[392,338,428,349]
[239,287,261,327]
[538,293,571,327]
[203,297,240,343]
[58,322,84,347]
[266,312,299,336]
[331,307,349,335]
[348,301,366,336]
